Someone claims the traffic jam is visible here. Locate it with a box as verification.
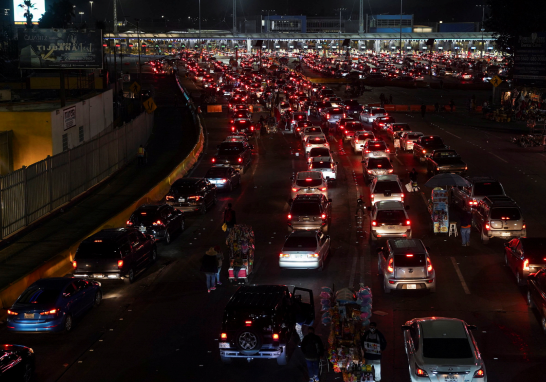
[2,49,542,382]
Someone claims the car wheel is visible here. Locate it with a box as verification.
[235,330,262,355]
[480,228,489,244]
[63,314,73,332]
[527,291,535,309]
[93,290,102,307]
[165,231,171,244]
[23,361,34,382]
[220,355,232,364]
[383,278,391,294]
[124,268,135,284]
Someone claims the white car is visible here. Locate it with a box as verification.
[291,171,328,199]
[362,140,391,159]
[304,135,329,154]
[301,126,324,143]
[402,317,487,381]
[351,131,375,153]
[370,175,405,204]
[360,107,388,123]
[309,156,337,181]
[400,132,424,151]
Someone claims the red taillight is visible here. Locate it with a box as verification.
[427,258,433,272]
[321,214,326,219]
[388,169,394,173]
[238,157,242,163]
[231,127,235,131]
[523,222,526,229]
[166,195,174,200]
[485,222,490,230]
[272,333,279,340]
[326,114,330,119]
[221,333,227,339]
[321,187,327,191]
[406,220,411,226]
[386,148,390,153]
[523,258,529,271]
[474,369,485,378]
[365,150,370,153]
[245,320,252,326]
[306,144,311,147]
[7,310,18,315]
[387,258,394,273]
[72,261,77,269]
[126,220,133,226]
[118,260,124,269]
[40,308,59,316]
[292,188,298,192]
[288,214,292,220]
[250,126,254,131]
[422,150,426,154]
[372,221,377,226]
[212,158,216,163]
[416,365,428,377]
[153,220,164,226]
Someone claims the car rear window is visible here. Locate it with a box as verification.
[206,168,229,177]
[406,133,422,139]
[371,108,386,115]
[305,128,322,134]
[218,143,243,155]
[473,182,504,197]
[422,137,444,145]
[394,253,426,267]
[368,142,387,151]
[17,287,59,305]
[393,124,410,131]
[309,148,330,157]
[376,210,406,224]
[374,181,402,193]
[291,203,321,216]
[345,123,363,132]
[329,109,344,115]
[309,137,327,144]
[77,242,120,258]
[422,338,473,359]
[368,158,392,168]
[491,207,521,220]
[172,183,198,193]
[296,178,322,187]
[358,134,373,140]
[311,161,331,169]
[284,236,317,249]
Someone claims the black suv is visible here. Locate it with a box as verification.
[212,141,253,173]
[288,194,332,233]
[73,228,157,284]
[126,204,185,244]
[219,285,314,365]
[165,177,217,214]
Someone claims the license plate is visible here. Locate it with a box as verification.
[178,198,185,202]
[302,218,310,221]
[93,274,104,278]
[294,254,302,258]
[502,232,511,236]
[387,225,395,230]
[24,313,34,319]
[377,170,386,175]
[139,226,146,232]
[406,284,417,289]
[443,376,458,382]
[219,342,230,349]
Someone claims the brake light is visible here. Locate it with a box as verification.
[474,369,485,378]
[7,310,18,316]
[422,150,426,154]
[221,333,227,339]
[372,221,377,226]
[327,114,330,119]
[292,188,298,192]
[308,253,319,258]
[387,258,394,273]
[523,222,526,229]
[279,253,290,258]
[72,261,77,269]
[523,258,529,271]
[388,169,394,173]
[118,260,124,269]
[427,258,433,272]
[386,148,390,153]
[40,308,59,316]
[153,220,164,226]
[166,195,174,200]
[250,126,254,131]
[321,214,326,219]
[212,158,216,163]
[321,187,327,191]
[365,150,370,153]
[406,220,411,226]
[245,320,252,326]
[485,222,490,230]
[272,333,279,340]
[238,157,242,163]
[288,214,292,220]
[416,365,428,377]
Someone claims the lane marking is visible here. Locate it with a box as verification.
[394,156,403,165]
[444,131,462,139]
[451,257,471,295]
[490,153,508,163]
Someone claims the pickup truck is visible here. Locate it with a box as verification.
[426,149,467,176]
[412,135,447,162]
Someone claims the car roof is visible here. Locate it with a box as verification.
[135,204,165,212]
[467,176,500,184]
[483,196,517,206]
[418,317,468,339]
[173,177,202,186]
[84,228,131,242]
[375,175,399,182]
[375,201,405,210]
[388,239,426,254]
[296,171,322,179]
[225,285,290,311]
[32,277,77,289]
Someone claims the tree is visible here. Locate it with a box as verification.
[19,0,36,29]
[38,0,75,28]
[485,0,546,55]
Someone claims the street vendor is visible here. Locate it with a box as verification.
[360,322,387,382]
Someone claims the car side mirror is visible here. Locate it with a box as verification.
[401,325,411,331]
[467,324,477,331]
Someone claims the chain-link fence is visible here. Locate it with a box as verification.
[0,112,154,239]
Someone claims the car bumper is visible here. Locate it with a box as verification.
[7,315,66,332]
[385,278,436,290]
[74,272,123,280]
[219,346,285,359]
[371,229,411,239]
[487,229,526,239]
[292,190,328,199]
[289,222,326,231]
[279,259,320,269]
[166,202,204,213]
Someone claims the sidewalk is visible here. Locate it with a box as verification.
[0,74,199,292]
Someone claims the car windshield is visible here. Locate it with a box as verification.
[394,253,426,267]
[17,287,59,305]
[309,148,330,157]
[291,203,321,216]
[376,210,406,224]
[77,242,120,258]
[422,338,473,359]
[473,182,504,197]
[206,168,229,177]
[491,207,521,220]
[283,236,317,250]
[368,158,392,168]
[374,181,401,193]
[218,143,243,155]
[296,178,322,187]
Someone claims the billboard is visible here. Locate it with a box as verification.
[13,0,46,25]
[18,29,103,69]
[514,33,546,86]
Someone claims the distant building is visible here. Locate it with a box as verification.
[367,15,413,33]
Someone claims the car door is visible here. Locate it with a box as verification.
[161,207,174,234]
[74,279,94,310]
[506,239,519,273]
[129,232,147,270]
[63,282,84,317]
[292,287,315,325]
[536,271,546,318]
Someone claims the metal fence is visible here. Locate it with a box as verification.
[0,112,154,239]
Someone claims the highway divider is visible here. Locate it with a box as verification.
[0,83,204,317]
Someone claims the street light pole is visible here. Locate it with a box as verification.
[399,0,403,56]
[476,4,486,58]
[79,11,84,23]
[198,0,202,58]
[135,18,141,83]
[89,1,93,21]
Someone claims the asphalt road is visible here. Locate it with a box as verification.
[1,68,544,382]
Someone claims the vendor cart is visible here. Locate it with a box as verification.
[427,188,449,234]
[227,224,255,283]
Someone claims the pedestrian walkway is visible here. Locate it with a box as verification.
[0,75,199,292]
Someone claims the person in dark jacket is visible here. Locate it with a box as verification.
[223,203,237,237]
[200,247,219,293]
[360,322,387,381]
[460,211,472,246]
[301,327,324,382]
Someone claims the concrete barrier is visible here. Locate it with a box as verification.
[0,104,204,318]
[409,105,421,112]
[207,105,222,113]
[384,105,395,112]
[395,105,409,112]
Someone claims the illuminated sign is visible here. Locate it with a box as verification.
[13,0,46,24]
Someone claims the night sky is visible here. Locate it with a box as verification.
[1,0,486,28]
